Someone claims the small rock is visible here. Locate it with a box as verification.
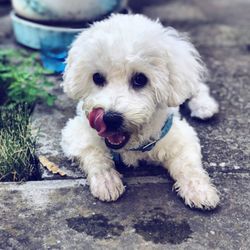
[209,162,217,167]
[210,230,215,235]
[219,162,226,167]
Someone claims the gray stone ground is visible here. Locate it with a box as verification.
[0,0,250,249]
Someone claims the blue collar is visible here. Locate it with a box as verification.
[128,113,174,152]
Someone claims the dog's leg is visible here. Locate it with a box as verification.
[61,116,125,201]
[188,82,219,119]
[154,118,219,209]
[80,148,125,202]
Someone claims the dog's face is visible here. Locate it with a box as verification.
[63,14,206,150]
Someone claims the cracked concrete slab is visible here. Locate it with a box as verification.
[0,174,249,250]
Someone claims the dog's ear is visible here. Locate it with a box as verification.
[62,31,92,100]
[160,28,207,107]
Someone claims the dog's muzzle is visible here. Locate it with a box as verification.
[88,108,130,150]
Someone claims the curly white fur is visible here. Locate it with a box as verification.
[61,14,219,209]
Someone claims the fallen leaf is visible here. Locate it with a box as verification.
[39,156,66,176]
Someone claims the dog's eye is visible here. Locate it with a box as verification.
[131,73,148,89]
[93,73,106,86]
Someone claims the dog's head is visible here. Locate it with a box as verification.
[63,14,206,150]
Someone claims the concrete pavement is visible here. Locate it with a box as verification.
[0,173,249,250]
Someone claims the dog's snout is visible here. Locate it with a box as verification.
[103,111,123,131]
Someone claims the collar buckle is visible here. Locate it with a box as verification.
[141,140,157,152]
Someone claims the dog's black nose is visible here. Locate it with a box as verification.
[103,111,123,131]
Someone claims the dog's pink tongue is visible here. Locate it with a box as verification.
[88,108,107,137]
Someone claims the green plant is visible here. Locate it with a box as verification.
[0,48,56,106]
[0,103,41,182]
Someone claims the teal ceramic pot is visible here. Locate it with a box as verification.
[11,0,127,22]
[11,12,86,73]
[11,12,84,50]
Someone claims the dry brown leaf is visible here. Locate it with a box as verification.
[39,156,66,176]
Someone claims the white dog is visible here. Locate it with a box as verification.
[61,14,220,209]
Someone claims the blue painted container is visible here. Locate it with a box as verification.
[11,12,84,72]
[11,0,127,73]
[11,12,84,50]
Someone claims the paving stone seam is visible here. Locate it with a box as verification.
[0,169,249,190]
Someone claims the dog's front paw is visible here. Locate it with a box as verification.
[174,178,220,210]
[89,168,125,202]
[188,95,219,119]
